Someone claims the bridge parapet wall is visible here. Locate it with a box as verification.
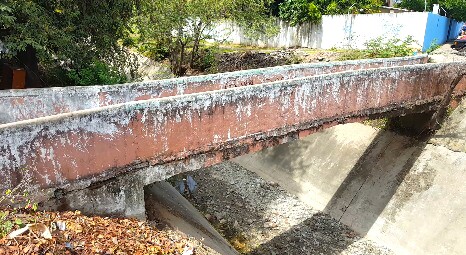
[0,56,427,124]
[0,62,464,194]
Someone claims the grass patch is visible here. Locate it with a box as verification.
[362,118,389,130]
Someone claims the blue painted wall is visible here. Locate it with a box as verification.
[448,19,465,40]
[423,13,450,51]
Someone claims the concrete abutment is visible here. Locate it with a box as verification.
[42,175,146,220]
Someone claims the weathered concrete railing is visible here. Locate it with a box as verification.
[0,56,427,124]
[1,62,465,195]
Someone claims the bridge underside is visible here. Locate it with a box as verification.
[1,58,466,218]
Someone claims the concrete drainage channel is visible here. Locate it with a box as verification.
[145,99,466,255]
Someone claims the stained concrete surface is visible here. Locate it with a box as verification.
[0,55,427,125]
[41,175,146,220]
[2,62,465,192]
[233,99,466,254]
[430,101,466,153]
[233,123,379,212]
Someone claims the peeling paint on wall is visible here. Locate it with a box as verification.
[0,61,465,193]
[0,56,427,124]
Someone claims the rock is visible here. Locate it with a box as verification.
[263,222,278,229]
[214,212,224,220]
[180,161,395,255]
[268,181,279,187]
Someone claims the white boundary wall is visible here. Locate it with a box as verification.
[214,12,428,49]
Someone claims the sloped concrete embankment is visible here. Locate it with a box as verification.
[233,100,466,254]
[144,181,239,255]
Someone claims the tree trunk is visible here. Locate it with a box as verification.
[178,40,187,76]
[190,22,203,68]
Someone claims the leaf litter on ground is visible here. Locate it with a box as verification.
[0,209,203,255]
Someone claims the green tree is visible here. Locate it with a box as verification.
[0,0,138,87]
[397,0,436,12]
[397,0,466,21]
[136,0,277,76]
[440,0,466,21]
[0,5,15,31]
[279,0,383,26]
[278,0,322,25]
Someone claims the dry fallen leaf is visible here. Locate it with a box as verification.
[1,209,204,254]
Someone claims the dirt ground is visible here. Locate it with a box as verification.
[213,49,343,73]
[140,47,345,80]
[428,42,466,63]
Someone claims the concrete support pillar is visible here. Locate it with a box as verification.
[42,176,146,220]
[122,177,146,220]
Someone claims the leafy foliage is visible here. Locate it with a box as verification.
[426,39,440,54]
[138,41,171,61]
[193,45,221,73]
[397,0,466,21]
[0,178,37,239]
[0,0,138,86]
[279,0,383,26]
[278,0,322,25]
[0,5,15,32]
[441,0,466,21]
[66,60,128,86]
[339,36,416,60]
[135,0,277,76]
[397,0,434,12]
[0,211,14,239]
[364,36,415,58]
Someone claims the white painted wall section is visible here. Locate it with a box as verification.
[213,12,429,49]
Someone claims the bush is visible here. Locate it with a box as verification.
[279,0,322,26]
[364,36,416,58]
[40,63,75,88]
[1,177,37,238]
[426,39,440,54]
[122,37,137,47]
[338,36,416,60]
[138,42,170,61]
[67,60,127,86]
[195,46,219,73]
[338,49,370,61]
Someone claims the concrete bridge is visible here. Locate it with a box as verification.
[1,55,466,218]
